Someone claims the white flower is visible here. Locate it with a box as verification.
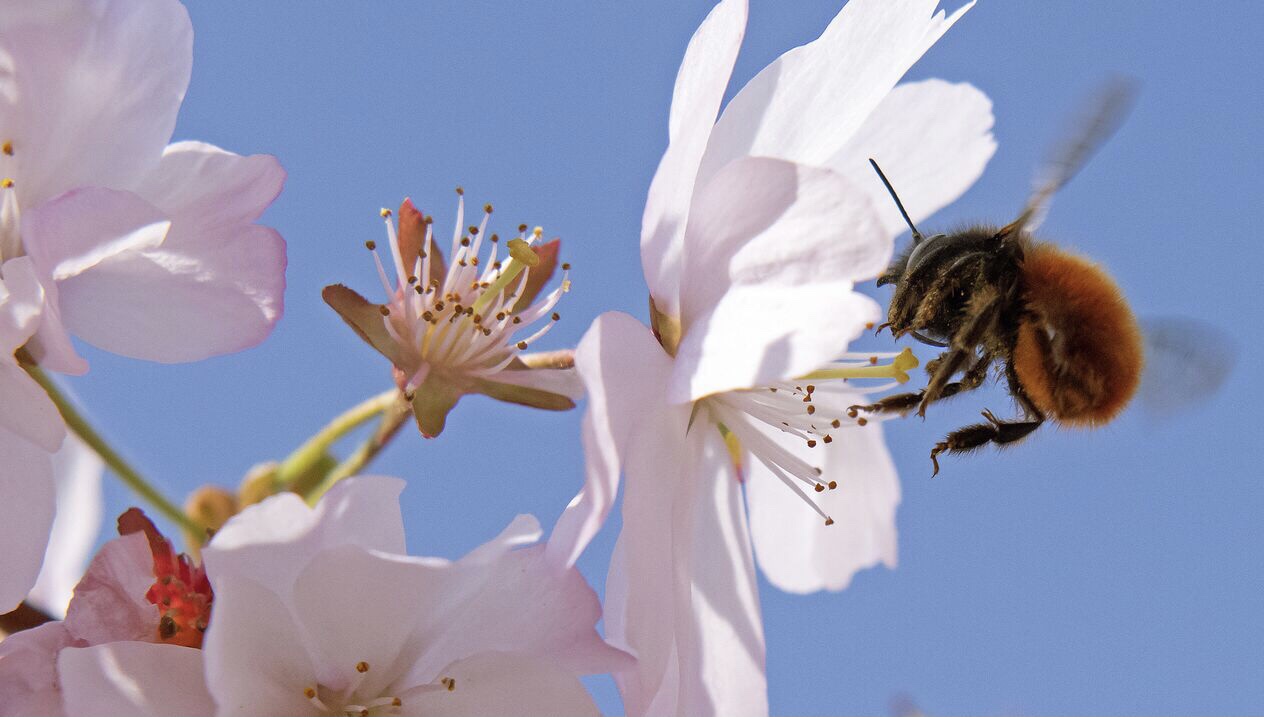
[547,0,996,714]
[0,257,61,611]
[0,0,287,372]
[0,0,286,610]
[27,433,105,617]
[193,476,628,716]
[324,197,580,437]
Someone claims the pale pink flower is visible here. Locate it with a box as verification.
[0,0,286,373]
[0,257,62,611]
[26,434,104,618]
[547,0,996,714]
[0,509,216,717]
[0,0,286,610]
[324,197,578,437]
[196,476,628,716]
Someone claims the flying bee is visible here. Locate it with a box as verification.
[849,82,1146,475]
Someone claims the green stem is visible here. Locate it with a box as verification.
[306,397,412,504]
[24,364,204,538]
[275,387,401,494]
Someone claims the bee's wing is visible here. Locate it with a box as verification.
[1138,316,1237,418]
[1007,79,1139,236]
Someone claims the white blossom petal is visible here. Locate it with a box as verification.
[132,141,285,229]
[746,419,899,593]
[0,0,192,205]
[641,0,748,315]
[58,642,214,717]
[829,79,997,237]
[677,428,767,717]
[201,573,318,716]
[405,652,600,717]
[203,475,407,597]
[696,0,974,188]
[27,433,104,618]
[0,427,55,612]
[0,621,75,717]
[547,311,676,570]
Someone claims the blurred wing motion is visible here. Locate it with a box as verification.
[1007,78,1139,235]
[1138,316,1237,418]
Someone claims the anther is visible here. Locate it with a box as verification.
[806,405,816,415]
[455,186,464,195]
[814,484,825,493]
[1,178,14,188]
[517,341,528,350]
[356,661,370,673]
[460,237,471,247]
[551,312,560,321]
[490,233,499,243]
[441,677,456,691]
[1,141,12,156]
[562,262,571,270]
[831,419,841,428]
[828,480,838,490]
[484,203,494,213]
[823,435,833,444]
[846,408,859,418]
[380,208,392,218]
[518,223,528,232]
[807,439,817,448]
[865,321,875,330]
[469,226,479,235]
[869,356,878,365]
[512,316,522,324]
[806,384,816,393]
[365,240,377,250]
[824,517,835,526]
[378,306,390,316]
[857,417,868,426]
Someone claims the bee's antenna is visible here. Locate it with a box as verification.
[868,158,925,244]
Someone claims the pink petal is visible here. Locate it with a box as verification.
[640,0,748,317]
[0,621,75,716]
[0,427,56,612]
[57,224,286,363]
[132,141,285,229]
[0,0,192,205]
[404,544,632,684]
[746,420,900,593]
[27,433,104,618]
[546,311,675,570]
[58,642,214,717]
[21,188,169,283]
[0,360,64,454]
[697,0,974,188]
[829,79,996,237]
[404,652,600,717]
[62,532,156,645]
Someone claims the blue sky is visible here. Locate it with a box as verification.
[65,1,1263,713]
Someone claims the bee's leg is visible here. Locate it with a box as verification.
[929,409,1045,476]
[849,352,992,418]
[917,291,1002,416]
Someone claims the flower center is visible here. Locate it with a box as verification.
[302,660,455,716]
[704,348,919,524]
[365,191,570,393]
[117,508,214,649]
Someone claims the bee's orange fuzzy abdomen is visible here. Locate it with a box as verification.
[1013,243,1143,427]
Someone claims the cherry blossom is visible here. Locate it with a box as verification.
[548,0,996,714]
[324,197,579,437]
[200,476,628,716]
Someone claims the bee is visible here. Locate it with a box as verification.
[849,82,1145,475]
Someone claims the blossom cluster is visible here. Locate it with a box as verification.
[0,0,996,715]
